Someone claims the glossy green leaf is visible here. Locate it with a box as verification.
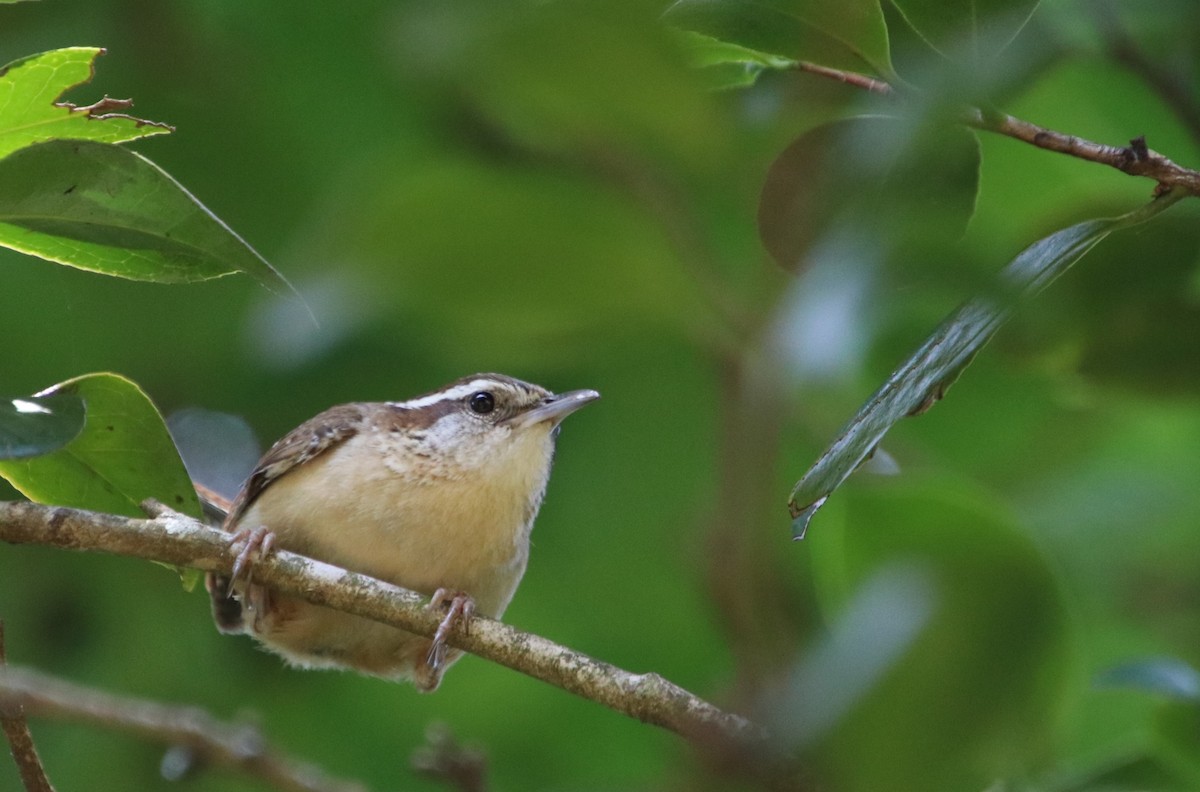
[758,117,980,270]
[0,392,85,459]
[0,139,291,291]
[0,47,171,158]
[0,373,201,516]
[0,373,203,587]
[1096,657,1200,701]
[787,190,1184,538]
[891,0,1042,60]
[665,0,894,78]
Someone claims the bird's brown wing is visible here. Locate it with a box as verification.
[209,402,366,633]
[224,402,367,528]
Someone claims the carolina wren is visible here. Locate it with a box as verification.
[205,373,598,691]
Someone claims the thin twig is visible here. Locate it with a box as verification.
[794,61,892,95]
[789,61,1200,195]
[0,500,764,747]
[0,623,56,792]
[0,665,367,792]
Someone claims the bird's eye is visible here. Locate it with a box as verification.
[468,391,496,415]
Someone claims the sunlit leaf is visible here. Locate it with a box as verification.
[891,0,1042,60]
[787,190,1184,538]
[673,30,797,89]
[0,139,292,292]
[1096,657,1200,701]
[665,0,894,78]
[0,392,85,459]
[0,47,171,158]
[0,373,203,588]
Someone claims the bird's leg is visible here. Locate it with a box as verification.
[227,527,277,630]
[426,589,475,669]
[229,526,276,587]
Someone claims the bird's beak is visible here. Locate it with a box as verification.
[506,389,600,429]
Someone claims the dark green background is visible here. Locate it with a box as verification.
[2,1,1199,790]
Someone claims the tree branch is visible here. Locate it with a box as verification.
[0,624,56,792]
[961,111,1200,194]
[790,61,1200,195]
[0,664,367,792]
[0,500,764,747]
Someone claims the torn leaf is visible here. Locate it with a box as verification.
[0,47,172,159]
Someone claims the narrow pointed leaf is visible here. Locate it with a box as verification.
[0,392,85,459]
[787,191,1183,538]
[0,139,291,292]
[0,47,172,158]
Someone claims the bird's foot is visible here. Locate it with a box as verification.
[228,526,276,589]
[426,589,475,669]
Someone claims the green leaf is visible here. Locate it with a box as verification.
[0,47,171,159]
[786,191,1184,538]
[758,117,980,270]
[665,0,894,78]
[1096,657,1200,701]
[0,373,201,517]
[0,373,203,588]
[803,480,1071,791]
[0,139,292,292]
[673,30,798,89]
[890,0,1042,61]
[0,392,85,459]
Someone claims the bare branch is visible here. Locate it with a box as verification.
[961,111,1200,194]
[788,62,1200,195]
[0,664,367,792]
[0,500,764,746]
[0,624,56,792]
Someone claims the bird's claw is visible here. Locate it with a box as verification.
[426,589,475,669]
[228,526,275,590]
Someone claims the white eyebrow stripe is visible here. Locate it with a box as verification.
[388,380,511,409]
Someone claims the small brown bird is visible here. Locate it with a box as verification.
[205,373,598,691]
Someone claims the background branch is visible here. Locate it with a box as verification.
[790,62,1200,194]
[0,623,55,792]
[0,500,763,747]
[0,664,367,792]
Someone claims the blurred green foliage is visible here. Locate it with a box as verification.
[2,0,1200,790]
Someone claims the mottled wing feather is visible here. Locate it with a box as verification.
[224,402,367,528]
